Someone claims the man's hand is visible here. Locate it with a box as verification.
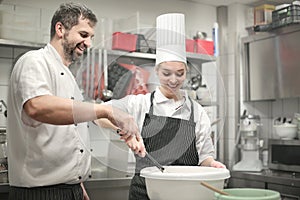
[106,106,141,141]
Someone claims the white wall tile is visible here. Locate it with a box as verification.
[282,98,298,117]
[272,99,283,118]
[227,117,237,140]
[227,95,236,118]
[227,74,235,96]
[0,58,13,85]
[227,53,236,75]
[254,101,271,119]
[0,85,8,102]
[0,46,13,58]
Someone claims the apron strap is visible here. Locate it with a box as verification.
[148,91,155,115]
[188,97,194,122]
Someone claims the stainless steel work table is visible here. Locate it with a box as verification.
[228,169,300,199]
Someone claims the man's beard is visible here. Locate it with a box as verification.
[62,37,80,63]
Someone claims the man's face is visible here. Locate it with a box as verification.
[62,17,95,63]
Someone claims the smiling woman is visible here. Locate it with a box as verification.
[156,61,187,100]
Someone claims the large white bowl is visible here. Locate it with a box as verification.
[273,123,297,139]
[140,166,230,200]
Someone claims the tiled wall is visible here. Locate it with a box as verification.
[0,46,35,127]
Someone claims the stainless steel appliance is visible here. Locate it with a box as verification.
[268,139,300,173]
[233,114,263,172]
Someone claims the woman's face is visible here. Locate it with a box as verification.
[156,61,187,99]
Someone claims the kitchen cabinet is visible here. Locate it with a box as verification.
[228,170,300,199]
[242,24,300,101]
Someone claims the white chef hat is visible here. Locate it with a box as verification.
[155,13,186,66]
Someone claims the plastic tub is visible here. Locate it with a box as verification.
[214,188,280,200]
[140,166,230,200]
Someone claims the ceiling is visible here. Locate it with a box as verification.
[179,0,295,6]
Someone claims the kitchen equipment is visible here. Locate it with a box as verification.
[273,123,297,139]
[200,181,229,196]
[233,113,263,172]
[140,166,230,200]
[268,139,300,172]
[189,74,202,90]
[0,132,7,183]
[145,152,165,173]
[102,49,113,101]
[214,188,280,200]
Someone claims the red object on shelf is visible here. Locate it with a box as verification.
[195,39,214,55]
[112,32,138,52]
[186,39,195,53]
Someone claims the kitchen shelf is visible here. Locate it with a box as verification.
[104,49,216,65]
[0,39,45,48]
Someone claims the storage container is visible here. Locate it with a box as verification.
[112,32,138,52]
[186,39,195,53]
[195,39,214,55]
[254,4,275,25]
[272,4,300,29]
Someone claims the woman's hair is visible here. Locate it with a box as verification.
[50,2,97,39]
[155,61,189,72]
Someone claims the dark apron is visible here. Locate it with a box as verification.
[129,92,199,200]
[9,183,83,200]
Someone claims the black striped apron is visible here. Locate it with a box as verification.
[9,183,83,200]
[129,92,199,200]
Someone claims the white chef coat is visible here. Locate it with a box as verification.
[7,43,91,187]
[108,88,215,165]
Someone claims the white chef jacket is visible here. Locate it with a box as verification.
[108,88,215,165]
[7,44,91,187]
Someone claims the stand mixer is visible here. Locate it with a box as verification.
[233,113,263,172]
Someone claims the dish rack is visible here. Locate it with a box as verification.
[272,4,300,29]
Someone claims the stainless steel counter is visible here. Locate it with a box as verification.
[0,176,132,200]
[230,169,300,187]
[229,169,300,199]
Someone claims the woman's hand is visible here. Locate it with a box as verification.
[125,135,146,157]
[201,157,226,169]
[210,160,226,168]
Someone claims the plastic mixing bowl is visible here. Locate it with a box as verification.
[140,166,230,200]
[215,188,280,200]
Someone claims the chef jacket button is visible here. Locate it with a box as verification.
[80,149,84,153]
[74,123,77,126]
[89,175,92,178]
[78,176,82,180]
[71,96,74,100]
[90,149,93,152]
[87,124,89,128]
[60,72,64,75]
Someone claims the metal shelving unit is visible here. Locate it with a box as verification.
[104,49,216,65]
[0,39,45,48]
